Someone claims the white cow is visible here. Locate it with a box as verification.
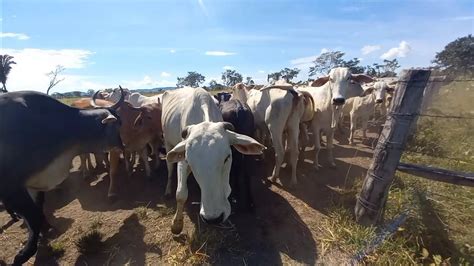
[162,87,265,234]
[297,67,373,169]
[348,81,395,144]
[129,92,162,107]
[231,82,305,186]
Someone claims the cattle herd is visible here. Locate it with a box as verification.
[0,67,397,265]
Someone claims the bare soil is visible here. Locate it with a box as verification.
[0,126,379,265]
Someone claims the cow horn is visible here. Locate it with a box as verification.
[109,86,125,110]
[222,122,235,131]
[90,90,104,108]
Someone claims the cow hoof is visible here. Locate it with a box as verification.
[171,219,183,235]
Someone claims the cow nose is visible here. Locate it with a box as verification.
[376,99,383,104]
[200,213,224,225]
[332,98,345,105]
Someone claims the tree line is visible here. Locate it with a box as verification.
[1,35,472,93]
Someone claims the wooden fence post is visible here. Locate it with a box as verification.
[355,69,432,226]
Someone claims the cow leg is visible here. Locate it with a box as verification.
[349,111,356,145]
[287,123,300,187]
[79,154,88,178]
[140,148,151,178]
[28,190,52,232]
[164,142,175,197]
[269,125,284,182]
[108,149,121,200]
[5,188,44,266]
[171,161,190,235]
[124,151,132,177]
[325,128,336,168]
[361,116,369,139]
[311,120,321,170]
[93,152,107,172]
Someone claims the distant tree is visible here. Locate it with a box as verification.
[432,34,474,76]
[71,91,82,98]
[244,76,253,85]
[342,58,365,74]
[209,79,225,90]
[221,69,243,87]
[280,67,300,82]
[309,51,345,76]
[86,89,95,96]
[46,65,65,95]
[176,71,205,87]
[267,72,281,83]
[364,59,400,77]
[0,54,16,92]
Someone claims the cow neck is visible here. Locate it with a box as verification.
[232,88,248,103]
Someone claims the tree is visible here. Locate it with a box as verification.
[221,69,243,87]
[309,51,345,76]
[280,67,300,82]
[0,54,16,92]
[342,58,365,74]
[245,76,254,85]
[364,59,400,77]
[86,89,95,96]
[209,80,224,90]
[267,72,281,82]
[432,34,474,76]
[176,71,205,88]
[46,65,65,95]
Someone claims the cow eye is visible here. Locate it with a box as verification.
[224,154,230,163]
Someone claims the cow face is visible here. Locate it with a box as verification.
[311,67,374,106]
[362,81,393,104]
[117,102,161,151]
[167,121,265,223]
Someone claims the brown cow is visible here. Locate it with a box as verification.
[90,89,163,199]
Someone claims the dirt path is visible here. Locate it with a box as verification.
[0,127,378,265]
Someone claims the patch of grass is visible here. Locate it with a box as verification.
[166,224,244,265]
[75,229,105,255]
[46,241,66,258]
[134,206,149,220]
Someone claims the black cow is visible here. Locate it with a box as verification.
[219,99,256,211]
[0,89,125,265]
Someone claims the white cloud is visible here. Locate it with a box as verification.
[320,48,329,54]
[290,48,332,68]
[361,45,381,55]
[123,75,175,89]
[197,0,209,17]
[169,49,176,53]
[205,51,236,56]
[380,41,411,59]
[451,16,474,21]
[223,66,234,70]
[0,48,99,92]
[160,71,171,77]
[0,32,30,40]
[258,70,265,73]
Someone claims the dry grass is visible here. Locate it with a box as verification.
[318,79,474,264]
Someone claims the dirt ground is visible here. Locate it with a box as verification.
[0,125,379,265]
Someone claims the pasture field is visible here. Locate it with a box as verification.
[0,82,473,265]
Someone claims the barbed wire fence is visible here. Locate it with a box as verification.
[348,71,474,263]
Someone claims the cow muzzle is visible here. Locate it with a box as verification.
[200,212,225,225]
[332,98,345,105]
[375,99,383,104]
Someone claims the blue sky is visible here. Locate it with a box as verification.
[1,0,473,92]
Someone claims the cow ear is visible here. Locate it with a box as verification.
[311,76,330,87]
[166,141,186,163]
[102,114,118,124]
[227,130,266,155]
[362,87,374,97]
[351,74,374,84]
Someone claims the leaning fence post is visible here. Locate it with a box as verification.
[355,69,432,226]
